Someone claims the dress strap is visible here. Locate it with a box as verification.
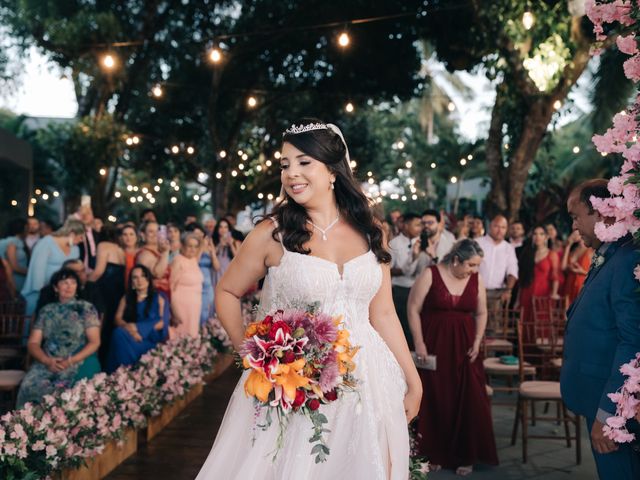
[270,217,287,253]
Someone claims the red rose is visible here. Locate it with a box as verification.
[283,350,297,364]
[307,398,320,411]
[269,321,292,339]
[292,389,306,408]
[263,315,273,326]
[324,389,338,402]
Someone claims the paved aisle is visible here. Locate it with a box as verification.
[105,366,241,480]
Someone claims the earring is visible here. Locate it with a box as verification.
[330,181,335,190]
[68,236,74,247]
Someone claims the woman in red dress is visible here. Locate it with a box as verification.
[135,220,171,298]
[518,225,561,327]
[561,230,593,305]
[408,239,498,476]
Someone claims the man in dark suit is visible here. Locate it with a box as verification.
[561,179,640,479]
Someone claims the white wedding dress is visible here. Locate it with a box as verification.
[196,236,409,480]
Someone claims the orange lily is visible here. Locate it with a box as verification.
[244,369,273,402]
[334,329,359,374]
[244,322,260,338]
[273,358,310,401]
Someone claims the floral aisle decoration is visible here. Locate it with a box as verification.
[240,306,359,463]
[586,0,640,443]
[0,325,223,479]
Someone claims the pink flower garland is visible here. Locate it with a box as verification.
[586,0,640,443]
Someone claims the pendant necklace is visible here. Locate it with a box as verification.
[307,214,340,241]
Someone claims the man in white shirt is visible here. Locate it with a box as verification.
[389,212,423,349]
[476,215,519,308]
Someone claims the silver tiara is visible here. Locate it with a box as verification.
[284,122,328,136]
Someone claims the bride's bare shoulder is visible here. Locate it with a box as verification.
[241,218,283,266]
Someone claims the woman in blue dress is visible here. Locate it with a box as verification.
[0,218,29,293]
[185,223,220,326]
[17,268,101,407]
[21,218,85,316]
[105,264,169,373]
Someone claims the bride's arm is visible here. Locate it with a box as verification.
[369,263,423,422]
[215,221,276,350]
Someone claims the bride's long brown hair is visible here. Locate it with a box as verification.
[268,118,391,264]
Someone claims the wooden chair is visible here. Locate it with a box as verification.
[0,299,25,315]
[483,307,536,397]
[510,316,581,464]
[0,314,29,369]
[483,300,515,357]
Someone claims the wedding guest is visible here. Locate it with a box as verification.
[476,215,519,308]
[184,214,198,227]
[545,223,565,253]
[17,268,101,407]
[403,210,456,279]
[21,218,85,316]
[170,233,204,337]
[203,216,217,238]
[470,216,485,239]
[136,220,171,298]
[0,218,29,292]
[455,214,473,239]
[509,221,526,248]
[388,208,402,238]
[25,216,41,250]
[93,217,104,234]
[88,226,126,365]
[212,219,241,291]
[561,230,593,304]
[105,265,169,373]
[75,205,101,271]
[561,179,640,479]
[185,223,220,325]
[140,208,157,223]
[223,212,246,242]
[167,222,182,262]
[39,219,56,237]
[120,224,139,286]
[517,225,560,326]
[389,212,423,349]
[408,239,498,475]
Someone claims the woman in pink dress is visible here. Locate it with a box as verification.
[170,233,203,338]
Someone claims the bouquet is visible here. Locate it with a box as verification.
[240,306,359,463]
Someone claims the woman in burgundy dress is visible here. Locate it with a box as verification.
[408,239,498,475]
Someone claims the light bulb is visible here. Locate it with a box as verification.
[522,11,535,30]
[338,32,350,47]
[209,48,222,63]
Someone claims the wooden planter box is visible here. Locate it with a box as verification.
[202,353,235,384]
[60,427,137,480]
[145,382,204,442]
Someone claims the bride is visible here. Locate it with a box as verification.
[196,119,422,479]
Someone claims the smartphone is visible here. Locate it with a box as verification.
[158,225,167,241]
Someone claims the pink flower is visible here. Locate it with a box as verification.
[623,54,640,82]
[32,440,46,451]
[45,445,57,458]
[617,35,638,55]
[634,264,640,282]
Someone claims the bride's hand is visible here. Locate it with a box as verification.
[404,384,422,423]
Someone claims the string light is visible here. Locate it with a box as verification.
[152,85,163,97]
[108,215,117,222]
[219,150,227,158]
[35,189,41,195]
[238,150,244,156]
[431,163,436,168]
[451,176,458,184]
[209,48,222,63]
[338,32,350,47]
[174,185,180,191]
[467,154,473,160]
[242,153,249,161]
[274,151,281,159]
[401,195,407,202]
[258,193,264,199]
[137,195,143,202]
[367,171,373,177]
[345,102,354,113]
[447,102,456,112]
[601,152,608,157]
[522,10,535,30]
[42,193,49,200]
[154,185,160,192]
[193,194,200,201]
[412,194,418,200]
[132,136,140,144]
[187,146,195,155]
[405,161,412,168]
[572,146,580,154]
[267,193,274,200]
[115,191,121,198]
[247,96,258,108]
[367,178,375,184]
[171,145,180,154]
[238,164,245,170]
[133,186,139,192]
[142,187,148,194]
[99,168,107,176]
[553,100,562,110]
[157,178,163,184]
[53,191,59,197]
[126,137,133,146]
[170,197,177,204]
[350,160,357,169]
[460,159,467,166]
[10,200,17,206]
[504,143,510,150]
[149,198,156,204]
[240,184,246,190]
[231,170,238,177]
[397,140,405,150]
[102,53,116,70]
[265,160,272,167]
[145,193,152,199]
[256,165,263,172]
[130,197,136,204]
[216,172,222,179]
